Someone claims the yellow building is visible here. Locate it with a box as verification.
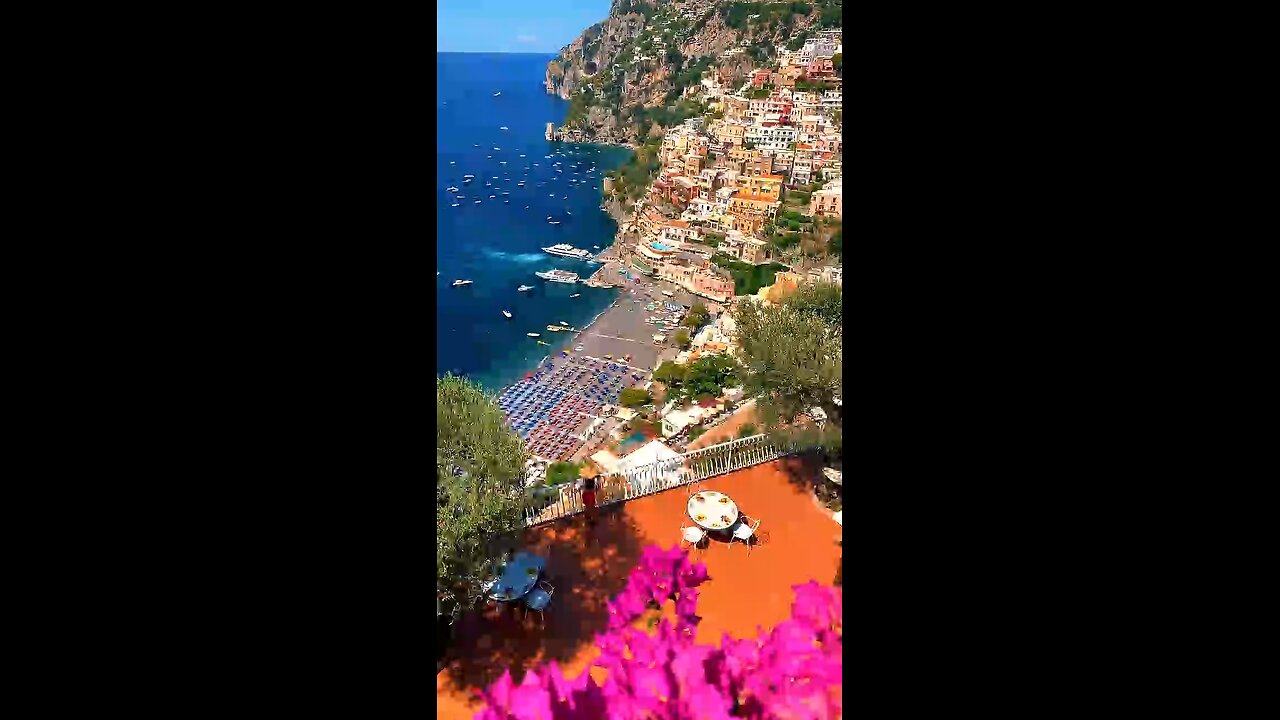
[739,174,784,201]
[727,192,777,236]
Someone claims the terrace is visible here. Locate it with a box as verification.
[436,456,841,719]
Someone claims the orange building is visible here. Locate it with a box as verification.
[728,192,777,236]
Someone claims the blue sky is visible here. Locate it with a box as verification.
[437,0,612,54]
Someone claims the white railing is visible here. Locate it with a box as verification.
[522,433,788,527]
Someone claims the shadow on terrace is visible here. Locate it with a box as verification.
[438,509,647,697]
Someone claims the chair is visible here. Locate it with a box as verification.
[731,515,762,555]
[523,580,555,625]
[680,524,707,554]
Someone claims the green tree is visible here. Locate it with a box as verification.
[688,426,707,441]
[731,287,842,430]
[437,374,529,615]
[828,229,842,258]
[653,360,687,386]
[545,460,582,486]
[738,422,758,439]
[619,387,653,408]
[831,52,842,76]
[674,328,691,348]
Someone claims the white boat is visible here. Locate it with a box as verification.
[527,332,540,337]
[463,174,474,179]
[502,310,512,318]
[559,321,569,326]
[593,245,600,249]
[575,346,585,351]
[662,290,675,297]
[452,203,460,207]
[548,221,561,225]
[446,186,459,193]
[500,126,509,130]
[452,279,473,287]
[536,270,579,284]
[542,244,593,260]
[570,293,581,298]
[517,285,534,292]
[493,91,501,96]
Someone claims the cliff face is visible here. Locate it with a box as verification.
[547,0,835,142]
[545,2,652,100]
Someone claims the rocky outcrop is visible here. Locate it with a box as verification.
[545,4,651,100]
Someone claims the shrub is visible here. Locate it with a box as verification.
[738,422,758,438]
[474,545,843,719]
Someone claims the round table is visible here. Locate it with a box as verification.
[687,490,739,532]
[486,552,545,602]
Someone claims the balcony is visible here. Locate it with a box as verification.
[435,455,841,719]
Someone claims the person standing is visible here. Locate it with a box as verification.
[582,475,598,527]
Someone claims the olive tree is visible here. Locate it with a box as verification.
[437,374,529,618]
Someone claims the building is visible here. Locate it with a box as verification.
[740,174,784,202]
[810,179,841,219]
[720,229,770,264]
[744,123,797,151]
[743,151,773,178]
[657,262,735,302]
[728,192,778,236]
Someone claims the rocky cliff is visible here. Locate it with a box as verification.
[546,0,840,143]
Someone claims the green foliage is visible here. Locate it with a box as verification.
[702,232,724,248]
[436,374,529,611]
[828,229,842,257]
[619,387,653,408]
[738,422,758,439]
[731,284,843,430]
[831,52,842,75]
[683,302,710,329]
[688,426,707,441]
[713,254,787,295]
[663,354,740,404]
[653,360,685,386]
[771,232,801,251]
[674,328,691,349]
[545,460,582,486]
[786,281,842,326]
[748,86,771,99]
[788,191,811,203]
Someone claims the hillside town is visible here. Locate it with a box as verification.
[524,26,844,477]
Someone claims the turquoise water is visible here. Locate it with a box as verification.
[436,52,631,392]
[652,242,672,250]
[619,432,648,452]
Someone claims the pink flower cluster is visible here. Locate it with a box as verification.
[474,545,842,720]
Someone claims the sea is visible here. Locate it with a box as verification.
[436,52,631,392]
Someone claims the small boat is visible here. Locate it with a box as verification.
[662,290,675,297]
[575,346,585,352]
[446,186,458,193]
[527,332,540,337]
[593,245,600,249]
[500,126,509,130]
[493,91,501,96]
[451,203,460,207]
[559,321,568,326]
[537,340,549,346]
[452,279,473,287]
[502,310,512,318]
[570,293,581,298]
[546,325,567,333]
[517,285,534,292]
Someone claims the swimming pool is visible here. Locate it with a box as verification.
[619,432,648,452]
[651,242,672,251]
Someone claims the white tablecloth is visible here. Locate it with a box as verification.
[687,491,739,531]
[487,552,545,601]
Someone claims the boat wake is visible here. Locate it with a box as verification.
[481,249,546,264]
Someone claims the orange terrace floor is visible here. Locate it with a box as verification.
[436,457,843,719]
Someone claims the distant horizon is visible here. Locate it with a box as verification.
[436,50,556,55]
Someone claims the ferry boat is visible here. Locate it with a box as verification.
[536,270,579,284]
[517,285,535,292]
[542,244,593,260]
[502,310,512,318]
[452,279,473,287]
